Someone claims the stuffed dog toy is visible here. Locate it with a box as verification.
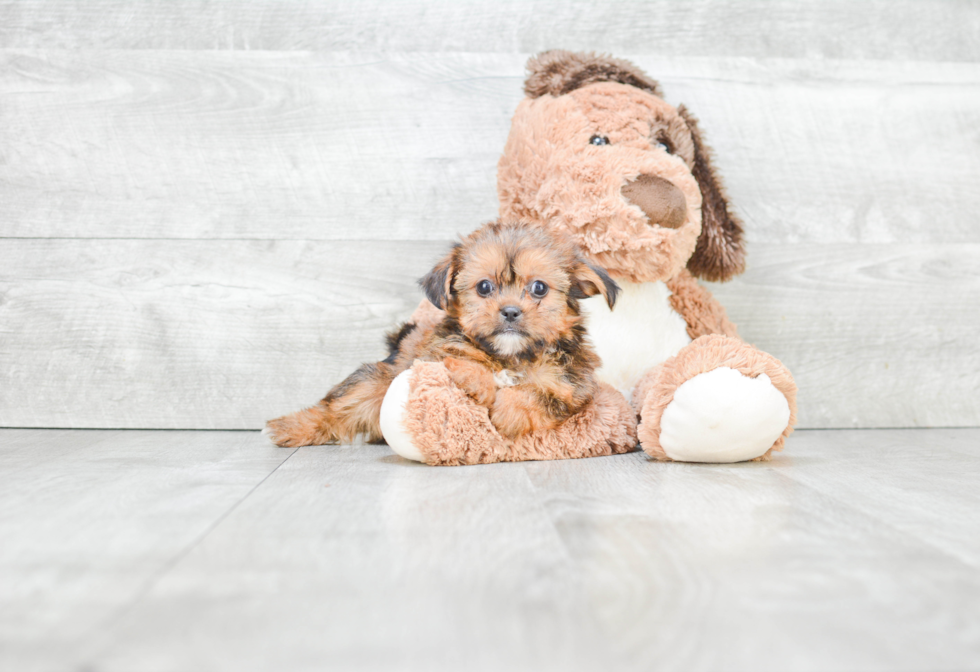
[380,51,797,464]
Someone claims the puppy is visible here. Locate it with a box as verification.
[264,221,619,446]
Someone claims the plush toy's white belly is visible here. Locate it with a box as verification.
[580,280,691,401]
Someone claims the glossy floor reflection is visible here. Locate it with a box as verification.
[1,428,978,672]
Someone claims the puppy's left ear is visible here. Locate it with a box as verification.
[571,260,620,310]
[419,243,462,310]
[678,105,746,282]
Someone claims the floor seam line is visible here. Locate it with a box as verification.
[77,445,300,664]
[521,461,578,564]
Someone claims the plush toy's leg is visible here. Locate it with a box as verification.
[379,361,510,465]
[379,369,423,462]
[634,334,797,463]
[380,360,637,466]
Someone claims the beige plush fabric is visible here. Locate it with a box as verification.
[498,83,703,284]
[523,50,664,99]
[633,335,798,461]
[403,361,637,466]
[407,299,447,332]
[666,270,739,340]
[502,51,746,285]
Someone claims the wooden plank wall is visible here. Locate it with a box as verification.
[1,1,978,430]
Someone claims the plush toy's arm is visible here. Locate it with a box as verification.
[379,360,637,466]
[407,299,446,331]
[666,269,739,340]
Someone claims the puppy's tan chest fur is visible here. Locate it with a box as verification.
[492,356,569,389]
[581,280,691,400]
[494,369,522,387]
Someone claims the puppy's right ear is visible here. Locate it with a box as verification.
[419,243,462,310]
[570,259,620,310]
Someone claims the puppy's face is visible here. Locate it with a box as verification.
[421,222,618,359]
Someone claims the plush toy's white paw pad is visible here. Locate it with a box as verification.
[659,367,790,463]
[379,370,424,462]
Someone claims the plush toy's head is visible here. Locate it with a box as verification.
[498,50,745,283]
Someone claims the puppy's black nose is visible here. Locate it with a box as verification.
[500,305,522,322]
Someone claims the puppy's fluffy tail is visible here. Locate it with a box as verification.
[264,362,398,447]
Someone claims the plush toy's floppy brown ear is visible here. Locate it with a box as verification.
[524,50,663,99]
[570,259,620,310]
[419,243,462,310]
[678,105,746,282]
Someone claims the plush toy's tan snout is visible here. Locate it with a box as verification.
[622,174,688,230]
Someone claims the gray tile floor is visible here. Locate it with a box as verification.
[2,428,978,672]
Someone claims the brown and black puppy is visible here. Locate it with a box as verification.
[265,221,619,446]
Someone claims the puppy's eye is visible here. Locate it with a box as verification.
[655,137,673,153]
[476,280,494,297]
[589,135,610,146]
[529,280,549,298]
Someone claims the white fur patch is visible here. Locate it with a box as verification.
[659,367,790,463]
[494,369,522,387]
[492,332,526,356]
[581,280,692,401]
[379,369,424,462]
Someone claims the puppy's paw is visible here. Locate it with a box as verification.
[263,420,296,447]
[443,357,496,406]
[263,408,330,447]
[490,386,556,439]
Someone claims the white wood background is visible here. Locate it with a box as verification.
[1,1,978,429]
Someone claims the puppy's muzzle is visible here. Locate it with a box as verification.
[500,305,522,323]
[621,174,687,229]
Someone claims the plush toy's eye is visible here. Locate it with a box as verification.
[655,136,673,153]
[589,135,610,146]
[529,280,549,298]
[476,279,495,297]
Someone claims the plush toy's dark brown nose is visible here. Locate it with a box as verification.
[621,174,688,229]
